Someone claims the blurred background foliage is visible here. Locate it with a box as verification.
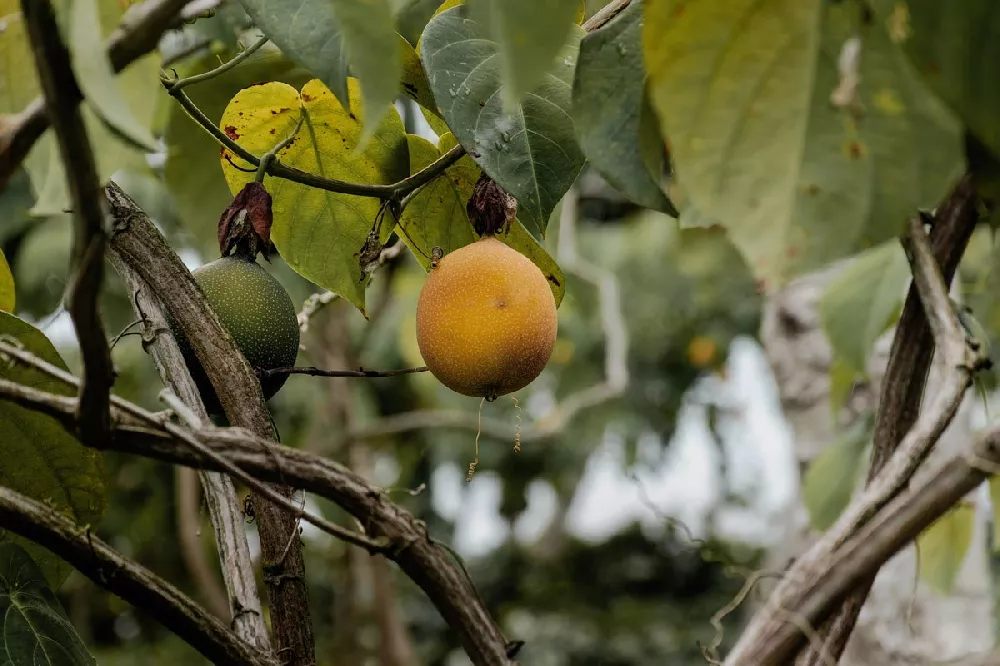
[0,0,778,664]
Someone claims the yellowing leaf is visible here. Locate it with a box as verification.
[398,132,565,305]
[0,248,13,312]
[220,78,409,314]
[917,501,975,596]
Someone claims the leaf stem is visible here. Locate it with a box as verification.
[164,84,467,200]
[163,35,270,91]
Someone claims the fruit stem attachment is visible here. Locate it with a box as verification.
[467,397,485,482]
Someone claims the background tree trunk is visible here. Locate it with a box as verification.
[758,264,995,665]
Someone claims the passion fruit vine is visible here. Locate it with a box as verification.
[415,177,557,400]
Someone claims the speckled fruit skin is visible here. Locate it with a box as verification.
[171,256,300,414]
[416,237,557,399]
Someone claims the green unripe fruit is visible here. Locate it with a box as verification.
[170,255,300,414]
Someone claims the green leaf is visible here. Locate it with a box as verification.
[468,0,581,109]
[918,501,975,596]
[220,78,409,314]
[869,0,1000,159]
[68,0,157,152]
[644,0,962,289]
[572,0,675,214]
[164,46,313,253]
[399,132,566,305]
[0,249,13,313]
[400,35,440,115]
[237,0,352,109]
[802,414,873,532]
[421,7,586,236]
[24,0,160,217]
[819,240,909,375]
[329,0,401,141]
[0,312,107,587]
[0,543,96,665]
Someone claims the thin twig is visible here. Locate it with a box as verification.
[21,0,114,448]
[582,0,631,31]
[163,35,269,91]
[261,365,428,380]
[0,485,276,666]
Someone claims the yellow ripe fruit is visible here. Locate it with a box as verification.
[416,237,558,399]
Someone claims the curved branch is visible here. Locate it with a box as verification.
[0,485,275,666]
[22,0,114,449]
[795,176,980,665]
[726,211,988,665]
[0,378,516,666]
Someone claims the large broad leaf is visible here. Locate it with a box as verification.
[801,414,872,532]
[572,0,675,214]
[9,0,161,216]
[0,543,96,665]
[468,0,580,109]
[643,0,962,290]
[0,249,13,313]
[67,0,157,152]
[0,312,107,587]
[917,501,975,596]
[220,78,409,314]
[869,0,1000,160]
[421,6,586,236]
[819,240,909,376]
[328,0,401,139]
[398,132,566,305]
[238,0,351,109]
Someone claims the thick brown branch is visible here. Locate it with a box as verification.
[105,183,315,665]
[0,378,516,666]
[796,177,980,665]
[0,0,190,193]
[0,485,275,666]
[105,249,270,649]
[22,0,114,449]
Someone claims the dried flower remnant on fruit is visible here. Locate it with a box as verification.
[467,173,517,237]
[218,182,276,260]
